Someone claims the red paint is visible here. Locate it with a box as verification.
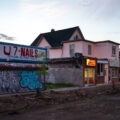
[30,48,34,57]
[13,46,17,56]
[26,48,29,57]
[3,45,40,59]
[4,46,11,56]
[21,48,25,57]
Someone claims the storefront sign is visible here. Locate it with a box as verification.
[97,60,108,64]
[0,42,47,63]
[86,59,96,67]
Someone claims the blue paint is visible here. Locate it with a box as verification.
[20,71,43,90]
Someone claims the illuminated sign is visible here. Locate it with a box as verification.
[0,42,47,63]
[86,59,96,66]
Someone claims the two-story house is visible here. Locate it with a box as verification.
[31,26,120,86]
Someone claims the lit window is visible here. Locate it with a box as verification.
[112,46,116,56]
[88,45,92,55]
[69,44,75,57]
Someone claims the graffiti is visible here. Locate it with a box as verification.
[20,71,43,90]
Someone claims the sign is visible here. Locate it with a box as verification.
[0,42,47,63]
[97,60,108,64]
[109,60,119,67]
[86,59,96,66]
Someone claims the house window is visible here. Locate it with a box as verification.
[69,44,75,57]
[112,68,118,77]
[112,46,116,56]
[88,45,92,55]
[74,35,79,40]
[97,63,104,76]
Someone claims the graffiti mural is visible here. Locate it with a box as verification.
[20,71,43,90]
[0,70,44,94]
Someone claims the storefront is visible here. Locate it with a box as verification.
[109,60,119,83]
[84,58,97,86]
[96,59,109,84]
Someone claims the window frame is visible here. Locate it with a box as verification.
[74,35,79,40]
[97,63,104,76]
[45,46,50,58]
[88,44,92,55]
[112,46,116,56]
[112,68,118,78]
[69,44,75,57]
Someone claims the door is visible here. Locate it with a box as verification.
[84,68,95,86]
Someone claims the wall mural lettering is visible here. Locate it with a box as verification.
[20,71,43,90]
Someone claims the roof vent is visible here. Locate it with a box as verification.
[51,29,55,32]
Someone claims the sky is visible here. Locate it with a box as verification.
[0,0,120,45]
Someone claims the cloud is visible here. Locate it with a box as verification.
[20,0,69,18]
[77,0,94,7]
[0,33,15,41]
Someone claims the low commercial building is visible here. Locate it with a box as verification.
[31,26,120,86]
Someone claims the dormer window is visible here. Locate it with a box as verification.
[74,35,79,40]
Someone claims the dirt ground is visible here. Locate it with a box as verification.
[0,92,120,120]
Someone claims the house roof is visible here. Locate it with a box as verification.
[31,26,85,47]
[63,39,120,45]
[95,40,120,45]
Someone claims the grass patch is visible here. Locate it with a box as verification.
[45,83,78,90]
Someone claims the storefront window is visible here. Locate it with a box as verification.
[112,68,118,77]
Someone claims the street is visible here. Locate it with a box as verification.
[0,92,120,120]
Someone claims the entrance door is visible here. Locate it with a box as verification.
[84,68,95,86]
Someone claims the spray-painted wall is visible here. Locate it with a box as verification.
[0,69,44,94]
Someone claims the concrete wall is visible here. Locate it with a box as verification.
[46,63,83,86]
[0,69,43,94]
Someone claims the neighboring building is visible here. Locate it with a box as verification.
[31,26,120,86]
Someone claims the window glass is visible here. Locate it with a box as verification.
[97,63,104,76]
[88,45,92,55]
[112,68,118,77]
[69,44,75,57]
[112,46,116,56]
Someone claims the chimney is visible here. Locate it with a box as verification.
[51,29,55,32]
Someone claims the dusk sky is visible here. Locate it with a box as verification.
[0,0,120,45]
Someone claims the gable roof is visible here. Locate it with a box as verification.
[31,26,85,47]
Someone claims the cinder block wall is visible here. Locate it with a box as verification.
[46,63,83,86]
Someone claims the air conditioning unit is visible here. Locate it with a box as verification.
[72,53,83,58]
